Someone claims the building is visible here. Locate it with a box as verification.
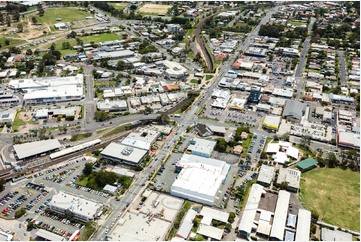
[296,158,318,172]
[9,74,84,105]
[265,141,299,164]
[161,60,188,80]
[194,124,212,137]
[54,22,68,30]
[93,50,135,60]
[295,209,311,241]
[187,138,216,158]
[257,165,275,186]
[13,139,62,160]
[121,137,151,151]
[105,166,135,178]
[103,184,118,195]
[263,115,281,131]
[167,24,182,33]
[321,228,352,241]
[208,125,226,137]
[35,229,64,241]
[48,191,103,222]
[337,131,360,149]
[127,127,161,145]
[0,231,13,241]
[0,109,16,123]
[101,142,148,166]
[97,99,128,112]
[276,168,301,192]
[176,209,197,239]
[282,100,307,122]
[248,87,262,104]
[269,190,290,241]
[171,154,231,205]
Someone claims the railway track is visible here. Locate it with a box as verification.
[0,130,132,181]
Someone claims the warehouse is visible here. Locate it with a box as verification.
[93,49,135,60]
[337,131,360,149]
[171,154,230,205]
[295,209,311,241]
[97,99,128,112]
[13,139,62,160]
[0,109,16,123]
[48,191,103,222]
[187,137,217,158]
[101,142,148,166]
[269,190,290,241]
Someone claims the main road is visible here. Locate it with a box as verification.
[92,6,279,241]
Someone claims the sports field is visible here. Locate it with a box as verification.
[138,4,171,15]
[30,8,90,26]
[108,2,129,10]
[300,167,360,231]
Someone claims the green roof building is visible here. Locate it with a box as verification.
[296,158,318,172]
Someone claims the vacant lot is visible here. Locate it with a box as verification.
[301,168,360,231]
[138,4,171,15]
[80,33,121,44]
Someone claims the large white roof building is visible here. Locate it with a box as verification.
[101,142,148,166]
[13,139,62,160]
[187,137,216,158]
[171,154,230,205]
[48,191,103,222]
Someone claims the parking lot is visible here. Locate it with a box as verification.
[247,132,267,163]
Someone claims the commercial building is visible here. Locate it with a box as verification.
[0,109,16,123]
[257,165,275,186]
[127,127,161,145]
[0,231,13,241]
[187,137,217,158]
[105,166,135,178]
[101,142,148,166]
[97,99,128,112]
[321,227,352,241]
[265,141,299,164]
[121,137,151,150]
[276,168,301,192]
[247,87,262,104]
[337,131,360,149]
[171,154,231,205]
[13,139,62,160]
[161,60,188,80]
[229,98,247,110]
[35,229,64,241]
[176,209,197,239]
[295,209,311,241]
[263,115,281,131]
[103,184,118,195]
[269,191,290,241]
[48,191,103,222]
[93,49,135,60]
[9,74,84,105]
[282,100,307,122]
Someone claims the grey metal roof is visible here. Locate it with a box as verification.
[13,139,61,160]
[282,100,307,120]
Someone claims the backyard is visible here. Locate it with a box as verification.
[300,167,360,231]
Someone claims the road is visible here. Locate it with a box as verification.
[84,65,96,129]
[295,17,315,100]
[92,7,280,240]
[338,50,346,84]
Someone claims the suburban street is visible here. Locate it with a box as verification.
[338,50,347,84]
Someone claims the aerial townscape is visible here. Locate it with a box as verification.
[0,1,359,241]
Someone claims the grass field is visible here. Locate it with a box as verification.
[70,132,92,142]
[103,123,131,137]
[12,112,26,131]
[138,4,171,15]
[301,168,360,231]
[108,2,129,10]
[0,38,26,51]
[80,33,122,44]
[31,8,90,26]
[44,37,77,56]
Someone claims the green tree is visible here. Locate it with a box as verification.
[17,23,23,32]
[215,138,227,152]
[279,181,289,190]
[15,207,26,218]
[228,212,236,223]
[156,114,170,124]
[37,3,44,16]
[27,221,35,231]
[327,152,338,168]
[4,39,10,45]
[0,178,5,192]
[31,16,37,24]
[25,49,33,55]
[83,162,93,176]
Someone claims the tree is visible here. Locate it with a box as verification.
[279,181,289,190]
[228,212,236,223]
[15,207,26,218]
[67,31,77,39]
[27,222,35,231]
[0,178,5,192]
[37,3,44,16]
[6,14,11,27]
[215,138,227,152]
[13,10,20,22]
[25,49,33,55]
[50,43,56,51]
[327,152,338,168]
[156,114,170,124]
[83,162,93,176]
[225,223,232,232]
[144,106,153,114]
[4,39,10,45]
[62,42,71,50]
[31,16,37,24]
[0,12,4,24]
[300,135,311,147]
[117,60,126,70]
[17,23,23,32]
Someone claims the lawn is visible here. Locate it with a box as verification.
[0,38,26,51]
[31,8,90,26]
[108,2,129,10]
[12,112,26,131]
[43,37,77,56]
[70,132,92,142]
[103,123,131,137]
[241,134,253,157]
[300,168,360,231]
[205,75,213,80]
[80,33,122,44]
[96,128,109,134]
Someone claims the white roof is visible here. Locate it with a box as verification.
[97,100,127,110]
[14,139,61,160]
[266,143,280,153]
[171,154,230,205]
[103,184,117,193]
[9,74,83,90]
[257,165,275,185]
[257,222,272,236]
[277,168,301,189]
[95,49,134,59]
[127,127,160,145]
[35,229,64,241]
[35,109,49,118]
[238,184,264,235]
[259,210,272,222]
[286,146,299,159]
[263,115,281,128]
[101,142,148,165]
[321,227,352,241]
[270,190,290,240]
[49,191,102,221]
[338,131,360,148]
[50,139,101,160]
[107,166,135,178]
[200,206,229,224]
[188,138,216,156]
[121,137,151,150]
[208,125,226,134]
[176,209,197,239]
[295,209,311,241]
[197,224,224,240]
